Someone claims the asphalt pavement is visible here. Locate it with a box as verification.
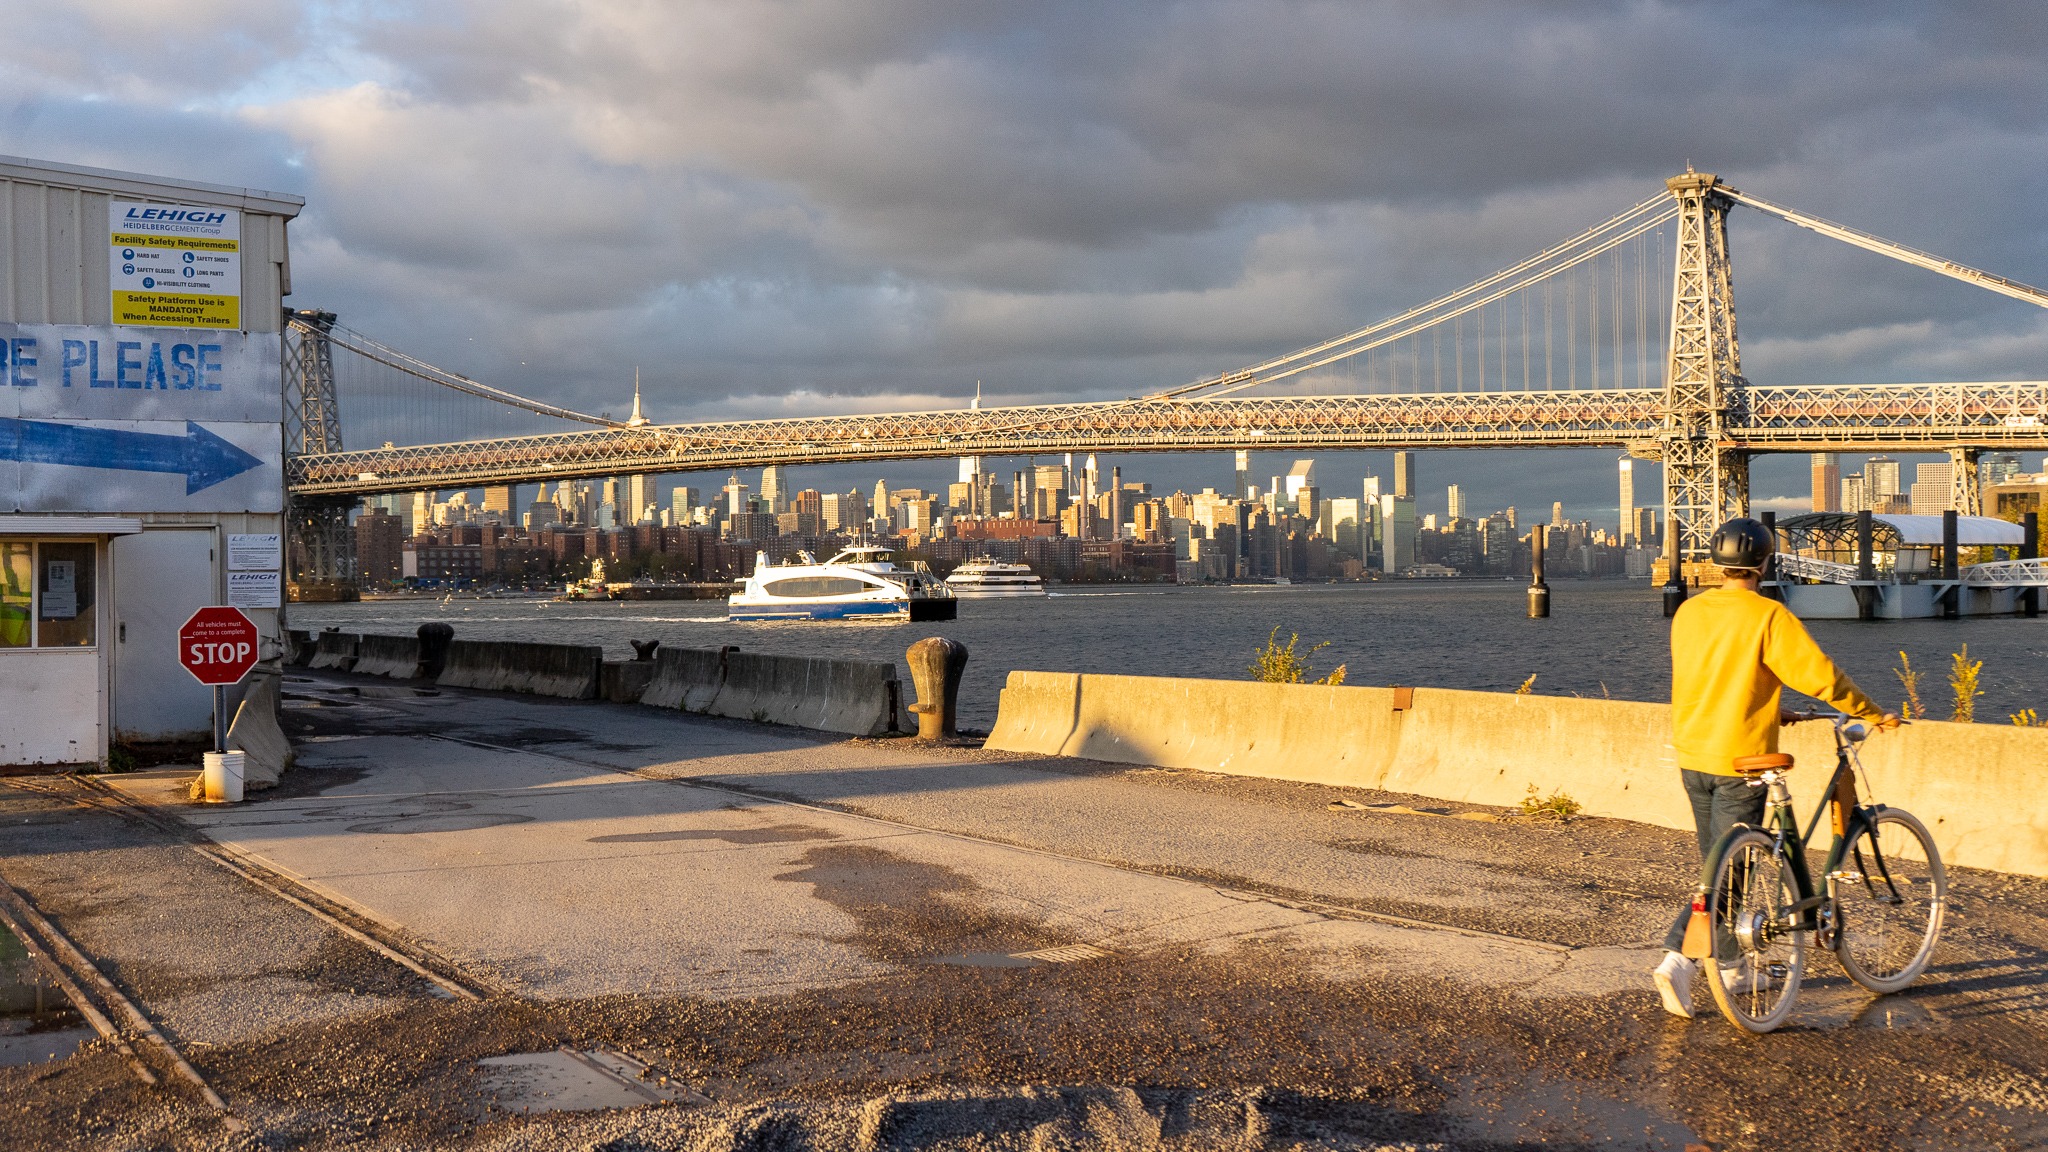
[4,669,2047,1151]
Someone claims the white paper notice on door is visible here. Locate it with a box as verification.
[227,534,282,572]
[226,571,281,609]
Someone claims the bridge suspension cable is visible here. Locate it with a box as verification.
[287,316,620,429]
[1160,194,1679,401]
[1724,190,2048,310]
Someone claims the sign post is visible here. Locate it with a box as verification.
[178,607,260,751]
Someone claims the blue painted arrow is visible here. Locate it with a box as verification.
[0,418,264,494]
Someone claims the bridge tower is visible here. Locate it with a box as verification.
[283,309,360,601]
[1660,170,1749,566]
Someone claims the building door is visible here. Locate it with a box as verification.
[111,528,217,743]
[0,537,105,767]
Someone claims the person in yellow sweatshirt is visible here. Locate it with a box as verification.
[1653,517,1896,1018]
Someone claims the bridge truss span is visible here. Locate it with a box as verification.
[289,389,1666,497]
[285,381,2048,499]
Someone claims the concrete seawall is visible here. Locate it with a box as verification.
[639,646,902,736]
[436,640,603,700]
[986,671,2048,878]
[307,632,360,672]
[351,634,422,679]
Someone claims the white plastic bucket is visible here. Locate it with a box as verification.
[202,750,245,803]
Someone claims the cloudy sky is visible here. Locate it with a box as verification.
[7,1,2046,519]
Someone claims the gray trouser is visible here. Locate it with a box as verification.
[1662,769,1768,952]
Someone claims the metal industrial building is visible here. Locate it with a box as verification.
[0,155,302,767]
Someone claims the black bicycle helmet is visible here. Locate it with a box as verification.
[1709,517,1773,570]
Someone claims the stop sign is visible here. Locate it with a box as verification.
[179,607,260,686]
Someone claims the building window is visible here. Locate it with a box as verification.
[0,540,97,649]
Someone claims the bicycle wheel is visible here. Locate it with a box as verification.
[1833,807,1946,994]
[1705,828,1807,1033]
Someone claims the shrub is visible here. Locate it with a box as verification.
[1893,651,1923,721]
[1249,627,1346,686]
[1949,645,1983,724]
[1520,784,1582,820]
[2012,708,2045,728]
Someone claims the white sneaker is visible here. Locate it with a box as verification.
[1720,964,1776,996]
[1653,951,1695,1018]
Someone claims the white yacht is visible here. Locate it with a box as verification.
[728,546,958,622]
[944,559,1048,598]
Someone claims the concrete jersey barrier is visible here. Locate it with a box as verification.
[307,632,360,671]
[639,646,901,736]
[351,634,423,679]
[641,647,730,712]
[435,640,602,700]
[986,670,2048,878]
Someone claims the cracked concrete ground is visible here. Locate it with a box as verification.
[4,669,2048,1150]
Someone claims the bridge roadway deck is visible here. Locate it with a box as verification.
[7,669,2047,1149]
[288,382,2048,497]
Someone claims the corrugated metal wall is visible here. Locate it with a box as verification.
[0,160,300,332]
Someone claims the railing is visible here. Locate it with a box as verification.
[1962,558,2048,587]
[1771,552,1864,584]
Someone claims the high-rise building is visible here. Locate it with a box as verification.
[1981,451,2023,488]
[1324,498,1364,556]
[1616,458,1634,544]
[625,475,653,524]
[1379,494,1416,574]
[1842,472,1868,514]
[760,466,788,514]
[1447,483,1464,523]
[1810,453,1841,513]
[483,485,515,521]
[1394,451,1416,499]
[1910,461,1953,515]
[872,478,891,519]
[1235,450,1251,501]
[670,486,699,523]
[1285,460,1316,501]
[1551,501,1566,529]
[726,474,751,516]
[1867,456,1902,506]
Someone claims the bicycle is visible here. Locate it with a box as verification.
[1680,711,1947,1033]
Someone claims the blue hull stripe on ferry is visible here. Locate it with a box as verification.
[727,599,909,621]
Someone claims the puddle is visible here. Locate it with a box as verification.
[477,1048,705,1113]
[0,921,91,1069]
[588,823,839,846]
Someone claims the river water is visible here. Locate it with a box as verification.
[292,581,2048,730]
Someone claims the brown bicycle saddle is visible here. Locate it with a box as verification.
[1732,752,1795,776]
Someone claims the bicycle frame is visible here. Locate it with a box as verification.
[1681,716,1906,957]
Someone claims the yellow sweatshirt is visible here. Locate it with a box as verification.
[1669,585,1884,774]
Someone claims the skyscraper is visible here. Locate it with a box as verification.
[1380,494,1416,574]
[1446,483,1464,522]
[1394,451,1416,499]
[1617,458,1634,544]
[1235,450,1251,501]
[1551,501,1566,529]
[760,466,788,514]
[625,474,652,523]
[1982,451,2023,488]
[1810,453,1841,513]
[1866,456,1902,508]
[483,485,515,521]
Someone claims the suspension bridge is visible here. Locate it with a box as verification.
[283,170,2048,589]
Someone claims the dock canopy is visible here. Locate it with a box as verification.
[1779,512,2024,549]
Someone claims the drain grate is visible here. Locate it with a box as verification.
[1012,944,1112,964]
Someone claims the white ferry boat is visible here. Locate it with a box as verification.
[728,546,959,622]
[944,559,1048,598]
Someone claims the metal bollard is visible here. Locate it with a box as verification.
[416,622,455,679]
[905,636,969,741]
[1527,524,1550,618]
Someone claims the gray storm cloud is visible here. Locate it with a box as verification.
[1,0,2044,513]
